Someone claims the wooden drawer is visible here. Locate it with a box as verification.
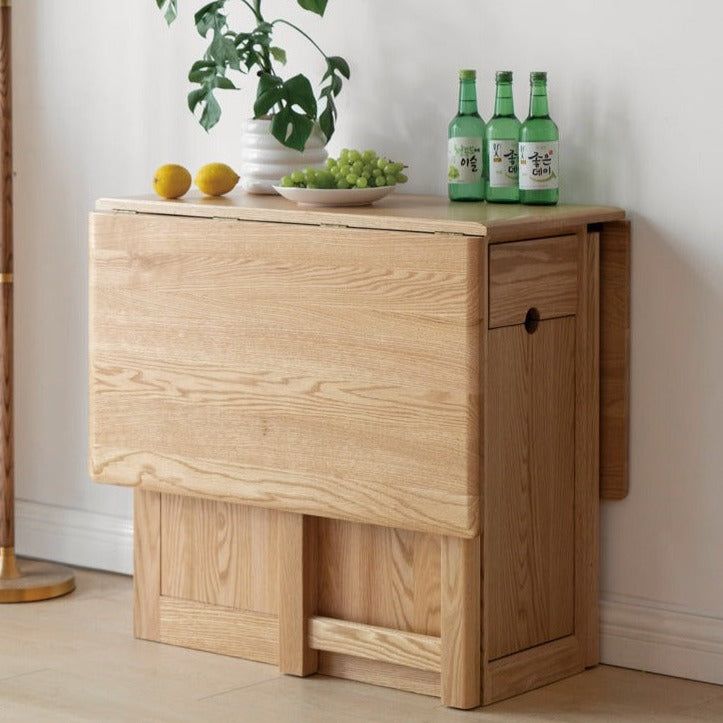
[489,235,578,328]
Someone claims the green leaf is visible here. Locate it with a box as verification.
[164,0,178,25]
[188,60,216,83]
[187,87,207,112]
[254,73,284,117]
[195,1,226,37]
[296,0,329,16]
[209,33,239,66]
[271,106,314,151]
[155,0,178,25]
[330,74,342,97]
[319,103,335,143]
[256,73,283,98]
[270,47,287,65]
[327,56,350,80]
[284,74,317,118]
[254,87,284,117]
[200,92,222,131]
[215,76,237,90]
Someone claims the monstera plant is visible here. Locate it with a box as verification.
[155,0,350,151]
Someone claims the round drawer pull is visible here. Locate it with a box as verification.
[524,307,540,334]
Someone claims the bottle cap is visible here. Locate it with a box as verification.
[496,71,513,82]
[459,69,476,81]
[530,71,547,83]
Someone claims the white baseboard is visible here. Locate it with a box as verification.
[601,593,723,686]
[15,499,133,575]
[13,501,723,686]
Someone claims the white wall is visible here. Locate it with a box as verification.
[13,0,723,682]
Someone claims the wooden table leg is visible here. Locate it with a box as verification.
[278,512,318,676]
[441,535,481,709]
[133,489,161,641]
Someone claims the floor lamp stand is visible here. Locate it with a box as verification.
[0,0,75,603]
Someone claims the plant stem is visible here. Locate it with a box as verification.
[272,18,328,59]
[249,0,274,75]
[239,0,260,20]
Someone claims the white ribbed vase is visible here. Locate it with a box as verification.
[240,118,328,195]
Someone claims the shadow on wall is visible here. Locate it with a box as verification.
[14,0,131,517]
[602,211,723,615]
[563,78,641,206]
[327,2,465,194]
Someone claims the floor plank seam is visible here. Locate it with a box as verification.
[0,667,53,684]
[196,674,283,702]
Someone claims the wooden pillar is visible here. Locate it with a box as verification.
[278,512,318,676]
[133,490,161,641]
[0,0,14,564]
[576,231,601,666]
[0,0,20,580]
[440,535,481,709]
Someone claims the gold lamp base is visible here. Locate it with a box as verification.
[0,547,75,603]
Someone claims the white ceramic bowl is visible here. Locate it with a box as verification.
[272,185,395,207]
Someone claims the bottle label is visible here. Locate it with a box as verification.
[519,141,559,190]
[488,140,519,188]
[448,137,483,184]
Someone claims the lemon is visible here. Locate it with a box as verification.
[195,163,240,197]
[153,164,192,200]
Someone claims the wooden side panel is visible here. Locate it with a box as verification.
[158,597,278,664]
[576,233,601,667]
[160,496,277,614]
[600,221,631,500]
[318,518,440,636]
[489,235,578,328]
[133,489,161,641]
[318,653,440,697]
[440,536,480,709]
[486,317,576,661]
[484,636,582,705]
[89,212,480,538]
[278,513,318,676]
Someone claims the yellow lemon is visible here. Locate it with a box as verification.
[195,163,240,197]
[153,164,192,200]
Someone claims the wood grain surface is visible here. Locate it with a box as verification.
[133,490,161,641]
[576,232,601,667]
[317,518,440,636]
[94,200,623,707]
[484,635,582,705]
[489,235,578,328]
[160,496,278,614]
[309,616,441,672]
[278,513,318,676]
[89,212,480,537]
[600,221,631,500]
[158,597,278,665]
[318,652,440,697]
[0,2,12,550]
[485,317,576,660]
[95,193,626,241]
[440,536,480,709]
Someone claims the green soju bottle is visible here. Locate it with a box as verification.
[448,69,485,202]
[485,71,521,203]
[519,72,559,205]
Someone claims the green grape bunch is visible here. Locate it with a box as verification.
[280,149,409,190]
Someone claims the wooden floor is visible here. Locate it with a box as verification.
[0,564,721,722]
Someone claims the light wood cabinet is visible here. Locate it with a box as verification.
[89,194,630,709]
